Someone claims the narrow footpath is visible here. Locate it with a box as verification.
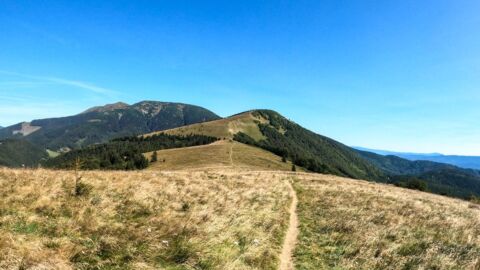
[279,180,299,270]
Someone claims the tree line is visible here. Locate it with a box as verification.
[44,133,218,170]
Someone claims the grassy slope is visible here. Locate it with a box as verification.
[147,110,381,180]
[145,140,299,172]
[0,169,290,270]
[292,174,480,269]
[146,112,266,141]
[1,168,479,269]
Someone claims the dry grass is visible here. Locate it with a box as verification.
[144,112,266,141]
[0,168,291,269]
[145,140,298,172]
[2,166,479,270]
[292,174,480,270]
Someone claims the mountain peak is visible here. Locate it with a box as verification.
[82,102,130,114]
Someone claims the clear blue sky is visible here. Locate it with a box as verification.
[1,1,479,155]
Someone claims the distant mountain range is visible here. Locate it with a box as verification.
[354,147,480,170]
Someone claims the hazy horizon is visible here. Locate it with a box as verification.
[1,1,479,155]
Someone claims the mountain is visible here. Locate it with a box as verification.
[149,110,480,199]
[353,146,442,157]
[0,139,48,167]
[148,110,384,180]
[356,150,480,198]
[0,101,220,152]
[50,108,382,179]
[354,146,480,170]
[41,107,480,199]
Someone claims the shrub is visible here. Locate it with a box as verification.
[75,182,93,196]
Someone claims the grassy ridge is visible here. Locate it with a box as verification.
[149,110,383,180]
[148,111,266,141]
[145,140,299,171]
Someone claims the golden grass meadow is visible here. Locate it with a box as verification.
[0,168,291,269]
[1,167,480,269]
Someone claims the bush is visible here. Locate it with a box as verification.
[396,179,428,192]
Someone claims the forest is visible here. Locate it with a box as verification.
[44,133,218,170]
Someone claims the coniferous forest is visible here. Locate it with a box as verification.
[44,133,218,170]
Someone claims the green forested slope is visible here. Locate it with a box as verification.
[234,110,384,180]
[43,133,217,170]
[0,101,220,151]
[357,150,480,198]
[0,139,47,167]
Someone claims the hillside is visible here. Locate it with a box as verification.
[145,140,299,171]
[152,111,266,140]
[0,139,48,167]
[1,168,479,269]
[0,101,220,152]
[357,150,480,198]
[147,110,383,180]
[355,147,480,170]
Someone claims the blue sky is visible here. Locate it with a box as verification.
[1,1,479,155]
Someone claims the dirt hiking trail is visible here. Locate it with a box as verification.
[279,180,299,270]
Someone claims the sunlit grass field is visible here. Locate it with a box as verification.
[292,174,480,270]
[1,167,479,269]
[0,169,291,269]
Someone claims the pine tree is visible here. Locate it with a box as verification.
[151,151,158,162]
